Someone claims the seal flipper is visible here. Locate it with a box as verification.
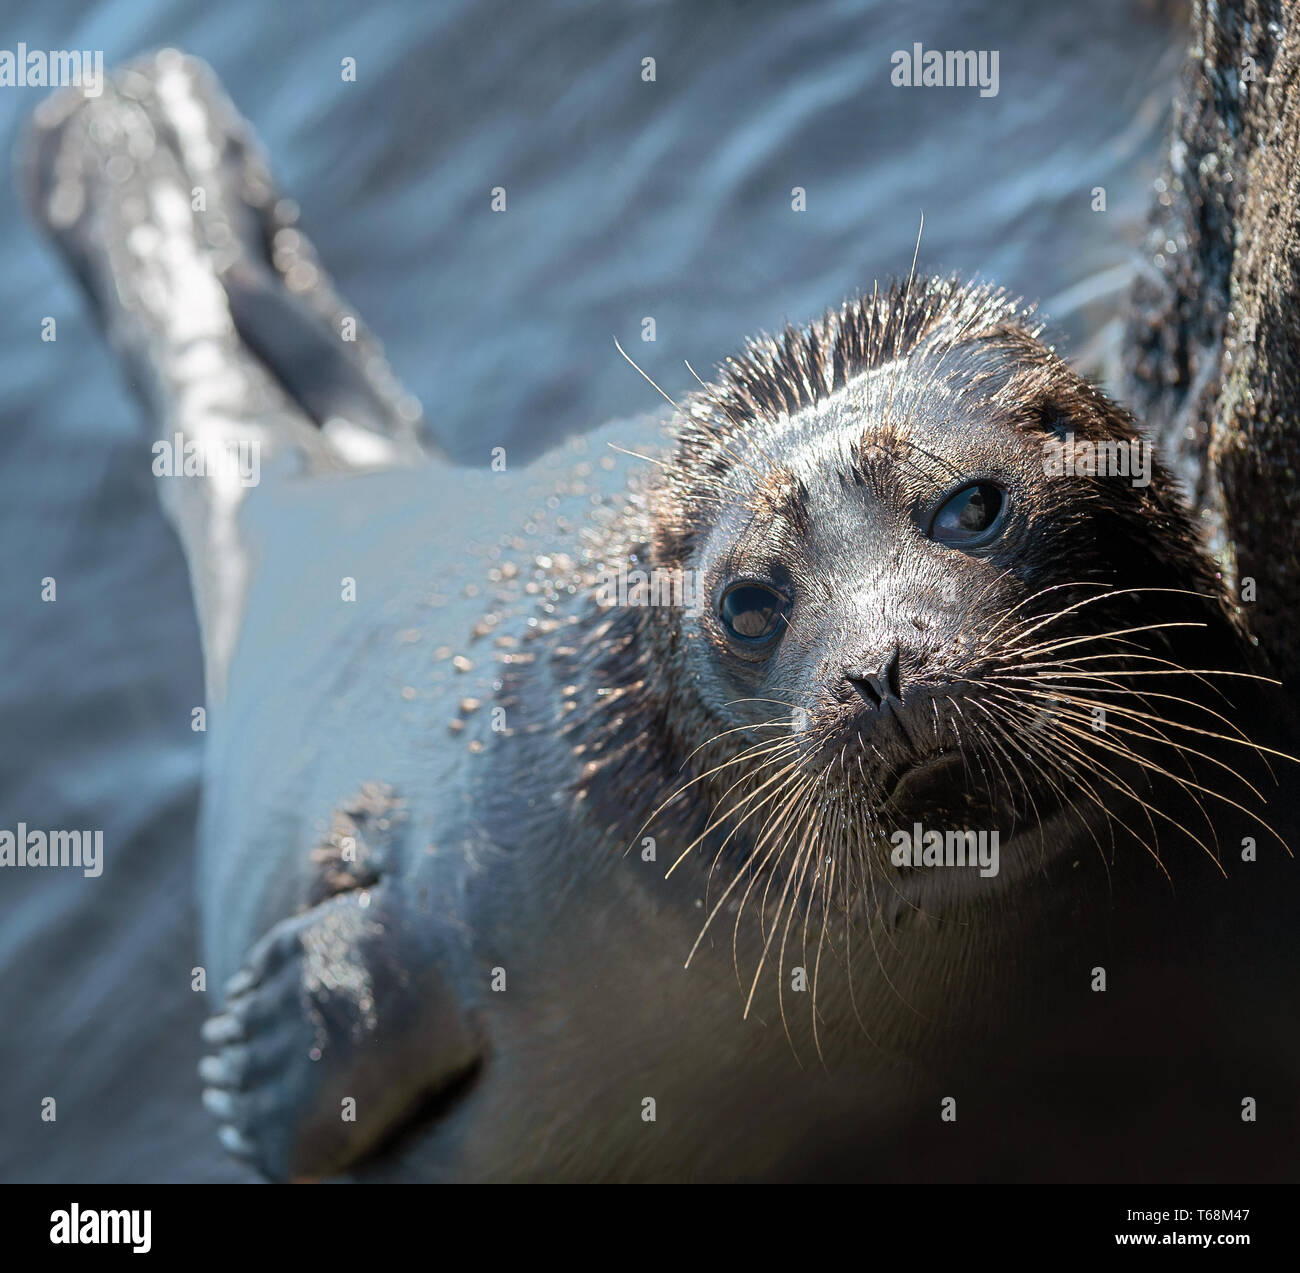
[22,49,437,696]
[199,881,480,1181]
[221,257,422,450]
[24,47,432,465]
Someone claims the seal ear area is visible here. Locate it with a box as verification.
[1033,404,1073,442]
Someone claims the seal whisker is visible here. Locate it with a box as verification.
[709,769,822,987]
[848,756,938,1023]
[682,764,814,969]
[1006,687,1292,853]
[975,691,1120,865]
[1039,714,1227,875]
[605,442,672,471]
[965,694,1116,880]
[978,580,1114,648]
[996,662,1223,805]
[732,768,822,964]
[809,851,836,1068]
[631,727,797,855]
[986,692,1175,881]
[613,336,682,413]
[745,771,830,1020]
[1006,621,1210,663]
[998,585,1229,652]
[991,677,1284,792]
[998,640,1247,722]
[997,658,1283,761]
[774,803,824,1060]
[990,686,1236,875]
[883,214,926,432]
[698,750,812,913]
[664,743,807,880]
[1024,689,1227,858]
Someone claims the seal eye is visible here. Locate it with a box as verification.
[931,482,1006,545]
[719,583,787,642]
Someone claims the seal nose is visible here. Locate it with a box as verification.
[845,647,903,709]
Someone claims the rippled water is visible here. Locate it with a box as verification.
[0,0,1181,1180]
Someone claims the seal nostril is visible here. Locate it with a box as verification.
[846,670,884,708]
[882,646,903,700]
[845,647,903,708]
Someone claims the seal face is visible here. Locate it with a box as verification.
[572,278,1270,934]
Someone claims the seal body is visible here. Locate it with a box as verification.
[26,54,1297,1183]
[194,286,1297,1183]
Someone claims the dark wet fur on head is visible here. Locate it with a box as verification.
[656,276,1228,597]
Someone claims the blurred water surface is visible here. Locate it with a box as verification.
[0,0,1181,1180]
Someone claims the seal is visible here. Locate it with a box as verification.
[28,53,1299,1183]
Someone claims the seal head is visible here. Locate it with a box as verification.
[575,279,1265,923]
